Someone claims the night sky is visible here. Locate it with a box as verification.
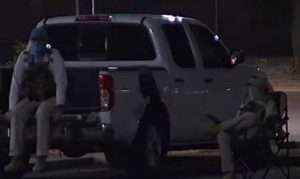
[0,0,294,62]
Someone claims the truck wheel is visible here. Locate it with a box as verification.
[63,147,85,158]
[132,123,165,174]
[0,149,9,172]
[104,146,127,168]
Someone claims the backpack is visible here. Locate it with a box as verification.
[21,58,56,101]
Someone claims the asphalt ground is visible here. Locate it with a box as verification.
[13,149,300,179]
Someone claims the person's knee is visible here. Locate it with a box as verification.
[10,108,26,123]
[218,131,231,144]
[35,101,54,120]
[241,112,257,121]
[240,112,258,128]
[10,99,33,121]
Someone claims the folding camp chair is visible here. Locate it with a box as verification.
[260,91,295,179]
[233,91,294,179]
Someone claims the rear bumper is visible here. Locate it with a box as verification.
[55,112,114,143]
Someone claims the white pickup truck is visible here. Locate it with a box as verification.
[0,14,267,172]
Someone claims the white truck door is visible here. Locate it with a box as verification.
[188,24,238,129]
[162,24,205,144]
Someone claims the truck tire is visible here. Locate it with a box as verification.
[63,143,86,158]
[131,122,166,175]
[63,149,85,158]
[0,147,9,172]
[144,124,164,169]
[104,146,127,168]
[62,128,86,158]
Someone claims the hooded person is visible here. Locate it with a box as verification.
[4,27,68,173]
[216,73,278,179]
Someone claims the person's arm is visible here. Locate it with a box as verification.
[9,52,26,111]
[51,49,68,106]
[221,116,243,131]
[264,99,278,122]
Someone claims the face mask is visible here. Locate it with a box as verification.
[31,41,48,59]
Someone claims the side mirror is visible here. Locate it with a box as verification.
[230,49,245,66]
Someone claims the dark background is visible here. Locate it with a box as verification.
[0,0,294,63]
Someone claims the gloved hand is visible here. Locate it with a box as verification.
[52,105,64,121]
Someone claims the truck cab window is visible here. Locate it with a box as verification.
[46,24,156,61]
[78,25,107,58]
[190,25,229,68]
[162,24,195,68]
[79,24,156,61]
[46,24,78,61]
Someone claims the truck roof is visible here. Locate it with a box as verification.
[38,13,207,28]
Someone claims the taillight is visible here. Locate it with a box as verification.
[76,15,112,22]
[98,72,114,111]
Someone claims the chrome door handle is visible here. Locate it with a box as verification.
[200,90,209,94]
[120,88,130,93]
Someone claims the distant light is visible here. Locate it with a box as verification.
[214,35,220,41]
[231,56,237,65]
[46,43,52,49]
[107,66,118,70]
[162,15,184,22]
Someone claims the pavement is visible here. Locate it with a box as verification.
[16,150,300,179]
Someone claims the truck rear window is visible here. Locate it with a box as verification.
[46,24,156,61]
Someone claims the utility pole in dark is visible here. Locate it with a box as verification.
[92,0,95,14]
[215,0,219,33]
[75,0,96,15]
[75,0,79,15]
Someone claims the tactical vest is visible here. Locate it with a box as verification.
[21,56,56,101]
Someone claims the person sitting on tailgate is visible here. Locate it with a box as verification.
[4,27,67,173]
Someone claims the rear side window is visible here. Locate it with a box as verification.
[162,24,195,68]
[46,24,156,61]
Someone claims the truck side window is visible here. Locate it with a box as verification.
[190,25,229,68]
[162,24,195,68]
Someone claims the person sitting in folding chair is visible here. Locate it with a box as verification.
[217,74,278,179]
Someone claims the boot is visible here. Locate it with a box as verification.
[32,156,47,173]
[4,156,28,173]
